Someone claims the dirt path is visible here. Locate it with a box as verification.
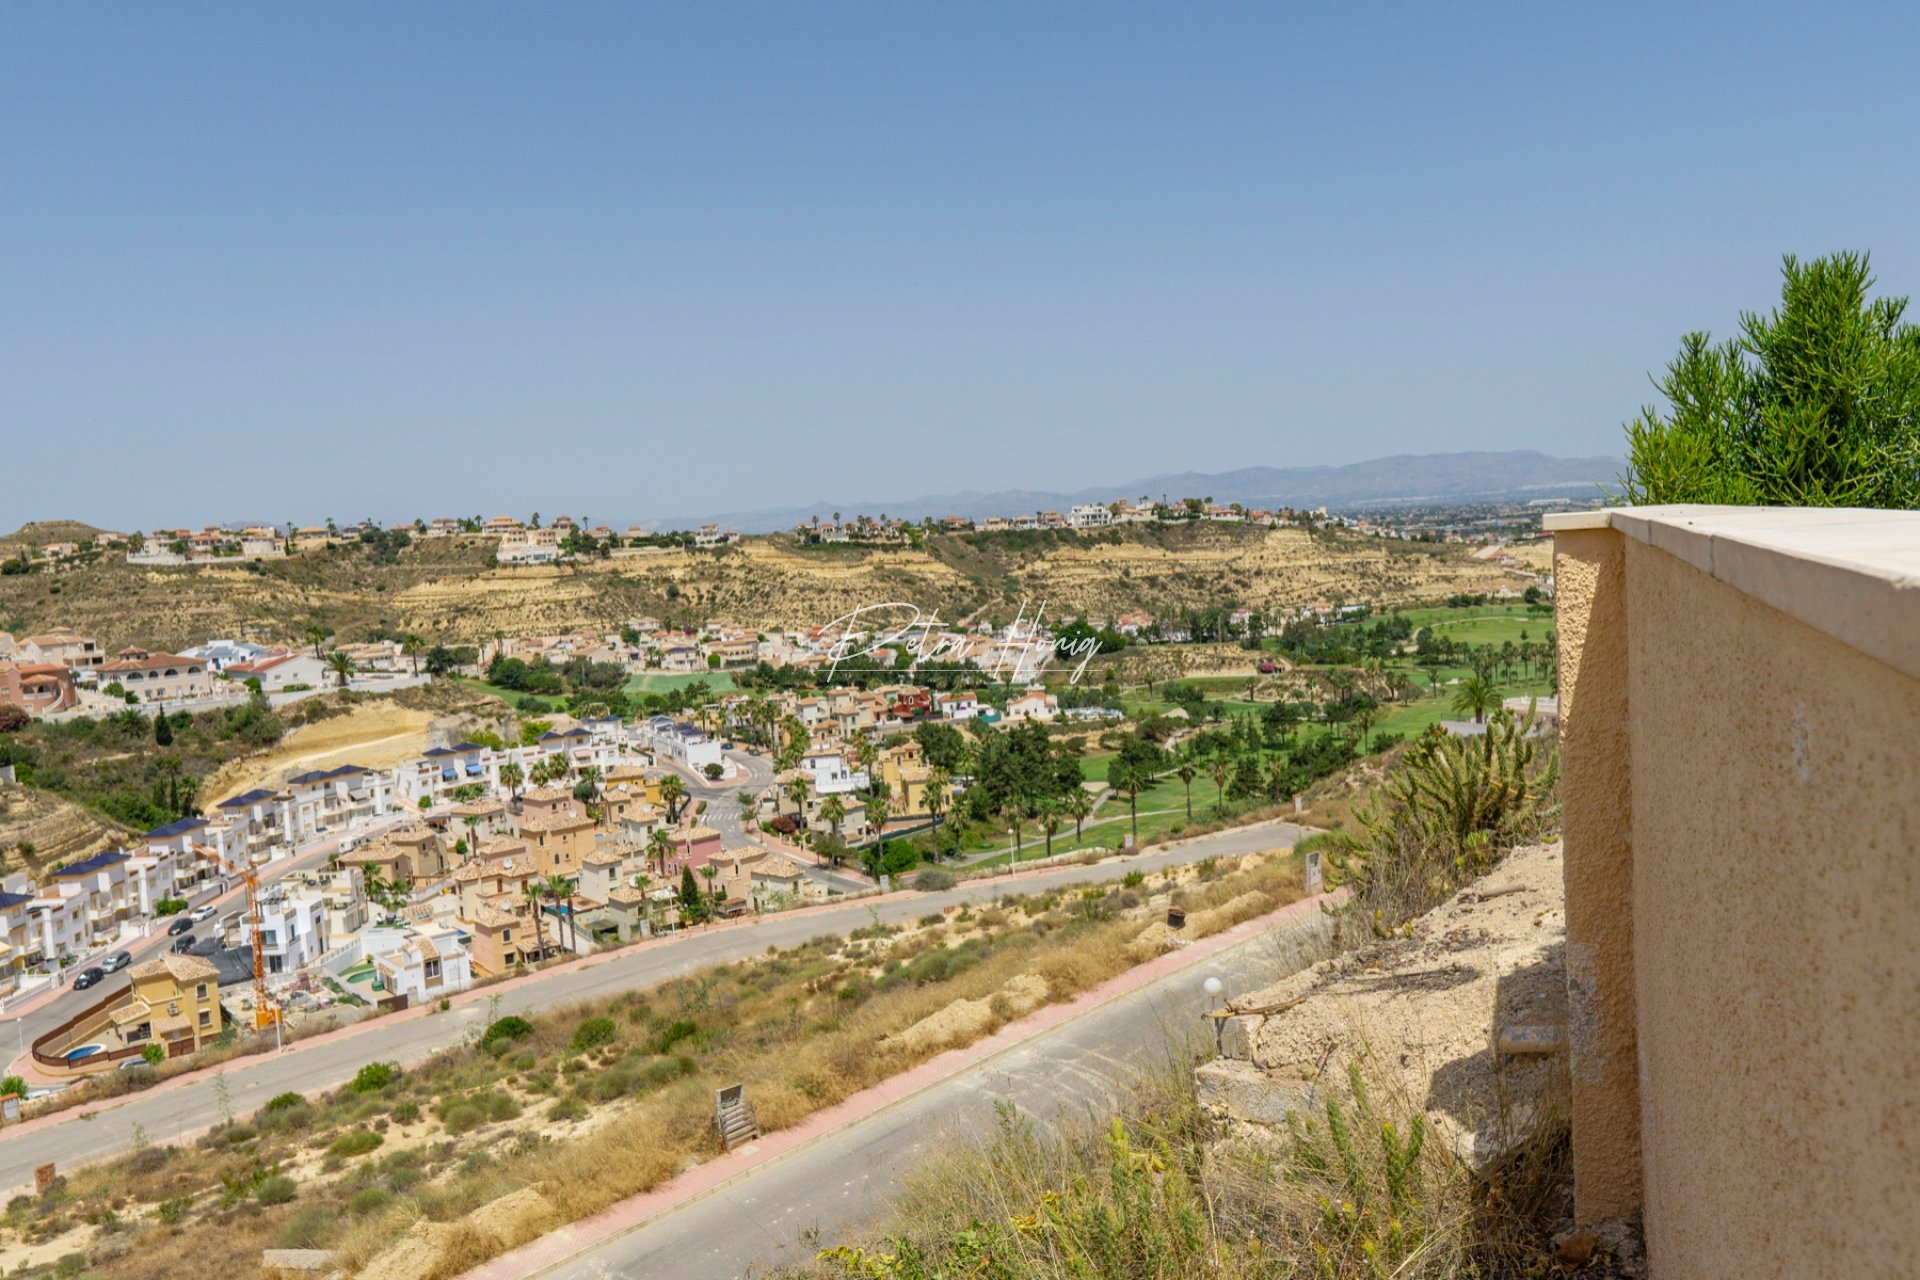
[208,704,437,803]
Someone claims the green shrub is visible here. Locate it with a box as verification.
[255,1175,298,1206]
[348,1186,391,1216]
[570,1016,617,1051]
[328,1130,383,1158]
[264,1091,306,1112]
[652,1018,698,1055]
[390,1101,420,1124]
[480,1015,535,1056]
[911,869,956,892]
[548,1096,589,1122]
[276,1204,334,1249]
[349,1062,399,1093]
[439,1102,483,1135]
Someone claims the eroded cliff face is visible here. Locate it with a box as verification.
[0,524,1528,651]
[1197,841,1569,1171]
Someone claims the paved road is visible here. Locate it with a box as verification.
[0,819,1308,1191]
[2,811,409,1062]
[541,892,1335,1279]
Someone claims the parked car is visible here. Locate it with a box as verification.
[166,917,194,937]
[170,935,195,954]
[119,1058,153,1071]
[101,951,133,973]
[73,966,105,990]
[189,904,217,923]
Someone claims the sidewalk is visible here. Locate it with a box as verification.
[461,888,1342,1280]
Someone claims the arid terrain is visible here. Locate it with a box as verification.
[0,523,1530,652]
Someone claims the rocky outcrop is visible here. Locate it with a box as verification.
[1197,842,1568,1170]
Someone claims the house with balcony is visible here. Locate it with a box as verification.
[25,888,89,966]
[118,952,224,1057]
[97,648,213,704]
[517,786,600,876]
[644,716,723,772]
[15,629,106,669]
[283,764,393,840]
[242,887,329,975]
[0,661,77,716]
[49,850,133,946]
[373,924,472,1002]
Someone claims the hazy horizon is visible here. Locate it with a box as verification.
[7,4,1918,529]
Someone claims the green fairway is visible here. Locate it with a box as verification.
[622,672,738,695]
[452,677,563,709]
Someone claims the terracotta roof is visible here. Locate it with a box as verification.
[605,885,650,906]
[521,785,574,804]
[466,904,521,929]
[129,952,220,983]
[520,814,594,834]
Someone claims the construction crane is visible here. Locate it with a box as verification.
[240,866,278,1031]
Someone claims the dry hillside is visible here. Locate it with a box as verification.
[0,524,1526,652]
[0,781,133,878]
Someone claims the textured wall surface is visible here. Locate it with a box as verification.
[1554,528,1642,1221]
[1623,537,1920,1278]
[1552,507,1920,1279]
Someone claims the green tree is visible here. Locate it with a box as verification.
[1176,754,1195,821]
[1450,675,1500,725]
[325,650,356,690]
[154,712,173,747]
[1623,252,1920,508]
[498,761,524,801]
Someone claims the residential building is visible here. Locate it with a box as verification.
[517,786,599,876]
[243,888,330,974]
[16,630,105,669]
[0,661,77,715]
[118,952,224,1056]
[97,648,213,703]
[224,651,330,691]
[1068,503,1114,529]
[1004,687,1060,723]
[373,924,473,1003]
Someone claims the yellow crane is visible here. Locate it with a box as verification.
[241,866,278,1030]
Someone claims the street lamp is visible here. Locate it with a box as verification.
[1202,976,1228,1055]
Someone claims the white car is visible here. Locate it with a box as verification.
[189,904,217,923]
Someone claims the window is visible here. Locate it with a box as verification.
[196,983,207,998]
[501,929,512,943]
[424,959,441,979]
[199,1010,211,1027]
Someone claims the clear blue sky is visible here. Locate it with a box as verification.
[6,3,1919,529]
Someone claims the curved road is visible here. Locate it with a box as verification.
[0,818,1308,1192]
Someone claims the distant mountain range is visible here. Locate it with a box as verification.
[655,450,1620,533]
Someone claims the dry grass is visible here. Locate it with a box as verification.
[1,853,1305,1280]
[771,1048,1577,1280]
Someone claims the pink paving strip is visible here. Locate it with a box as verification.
[458,889,1340,1280]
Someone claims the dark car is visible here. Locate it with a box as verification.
[166,916,194,936]
[170,935,195,954]
[73,966,105,990]
[101,951,134,973]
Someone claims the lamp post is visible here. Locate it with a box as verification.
[1202,976,1226,1056]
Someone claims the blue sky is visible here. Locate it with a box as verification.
[6,3,1920,529]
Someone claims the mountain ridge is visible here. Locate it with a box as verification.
[655,449,1618,533]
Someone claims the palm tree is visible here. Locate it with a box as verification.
[784,776,809,822]
[1037,797,1063,858]
[925,767,950,855]
[542,874,575,951]
[1110,760,1145,845]
[1067,786,1094,844]
[304,623,327,659]
[325,650,356,690]
[1451,675,1500,724]
[522,880,547,963]
[402,633,425,676]
[1003,804,1024,858]
[498,761,524,803]
[576,764,603,800]
[863,792,891,850]
[1209,753,1231,818]
[648,829,675,880]
[1176,754,1196,821]
[819,794,846,863]
[659,774,686,822]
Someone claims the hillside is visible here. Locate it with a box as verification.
[0,523,1531,652]
[0,781,134,881]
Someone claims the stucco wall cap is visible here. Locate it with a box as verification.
[1545,505,1920,681]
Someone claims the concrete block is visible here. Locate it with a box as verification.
[1194,1058,1321,1128]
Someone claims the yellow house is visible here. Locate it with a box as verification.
[518,787,598,876]
[878,741,931,816]
[604,764,667,808]
[119,953,223,1056]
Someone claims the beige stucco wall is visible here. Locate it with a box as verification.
[1552,507,1920,1279]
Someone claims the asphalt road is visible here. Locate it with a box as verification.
[0,818,1307,1192]
[541,893,1336,1279]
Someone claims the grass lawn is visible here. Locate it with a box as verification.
[452,677,564,710]
[623,671,738,695]
[1397,603,1556,649]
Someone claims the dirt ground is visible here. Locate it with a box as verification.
[208,702,439,804]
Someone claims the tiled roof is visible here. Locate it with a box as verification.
[129,952,220,982]
[52,850,128,878]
